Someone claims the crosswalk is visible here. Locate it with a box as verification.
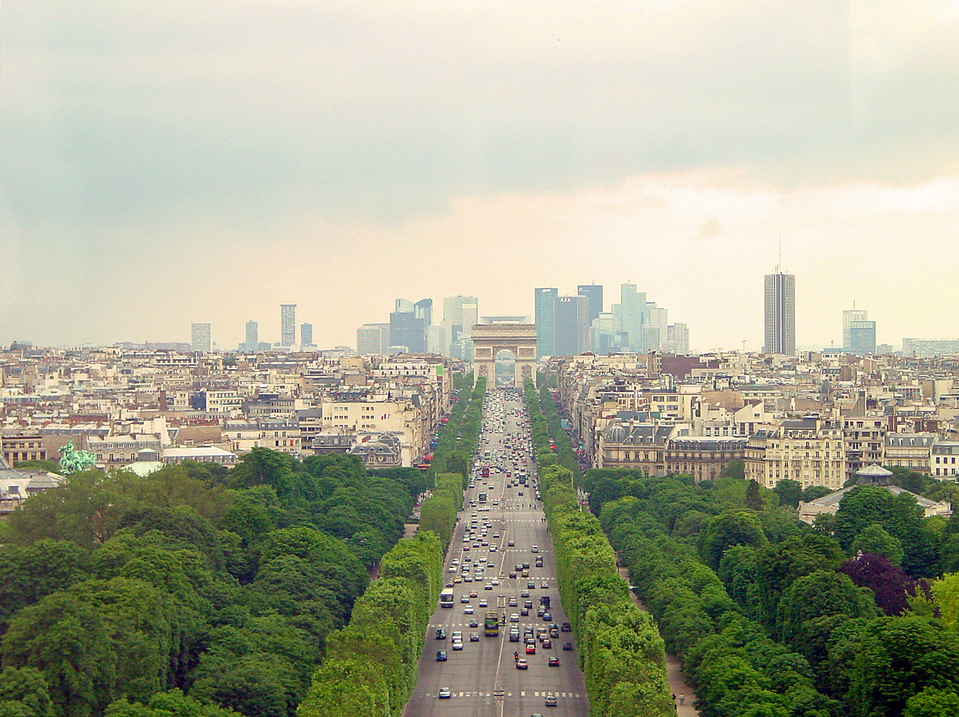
[429,691,582,698]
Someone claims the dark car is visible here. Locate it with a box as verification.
[436,650,448,661]
[435,628,446,640]
[562,641,573,651]
[545,694,557,706]
[548,656,560,666]
[561,622,572,632]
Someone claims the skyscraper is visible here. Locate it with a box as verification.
[554,295,589,356]
[763,270,795,355]
[414,298,433,327]
[191,323,212,352]
[300,322,313,346]
[280,304,296,346]
[842,308,868,351]
[534,288,558,357]
[849,320,877,356]
[442,296,479,358]
[239,321,258,352]
[357,323,390,354]
[577,285,604,323]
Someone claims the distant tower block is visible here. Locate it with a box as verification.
[280,304,296,346]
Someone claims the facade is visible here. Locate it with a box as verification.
[763,270,795,355]
[902,338,959,358]
[666,323,690,354]
[1,434,48,466]
[664,436,747,482]
[300,322,313,347]
[554,295,589,356]
[534,288,558,357]
[849,320,876,356]
[357,323,390,355]
[577,285,603,323]
[191,323,212,352]
[843,308,868,351]
[932,442,959,478]
[755,418,846,491]
[280,304,297,346]
[883,433,936,473]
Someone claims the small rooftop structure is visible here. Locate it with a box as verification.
[798,464,952,524]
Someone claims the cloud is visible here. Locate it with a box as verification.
[697,217,725,238]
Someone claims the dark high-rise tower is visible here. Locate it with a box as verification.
[577,284,603,323]
[763,270,795,355]
[554,295,590,356]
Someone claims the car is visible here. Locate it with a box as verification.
[521,590,530,598]
[541,582,549,589]
[545,695,557,706]
[542,639,552,649]
[469,618,479,628]
[521,607,530,616]
[510,613,520,622]
[508,540,515,546]
[527,582,536,590]
[493,533,500,538]
[438,687,452,699]
[451,630,463,641]
[548,656,560,666]
[469,591,478,598]
[445,581,454,588]
[561,622,572,632]
[435,628,446,640]
[436,649,448,661]
[526,643,536,654]
[508,597,518,607]
[543,613,552,622]
[509,631,520,642]
[563,641,573,651]
[485,584,493,591]
[447,566,456,573]
[531,546,539,553]
[454,577,462,583]
[509,571,517,579]
[451,640,464,651]
[491,578,500,585]
[515,658,529,670]
[479,599,488,607]
[470,632,480,642]
[464,606,474,614]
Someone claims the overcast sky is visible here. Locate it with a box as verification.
[2,0,958,352]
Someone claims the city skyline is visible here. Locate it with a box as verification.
[3,2,958,351]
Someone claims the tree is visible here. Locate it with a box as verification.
[776,570,880,651]
[851,524,904,566]
[1,592,117,717]
[839,553,914,616]
[772,479,802,508]
[0,541,90,624]
[0,667,55,717]
[849,616,959,717]
[745,480,764,511]
[701,512,768,570]
[903,687,959,717]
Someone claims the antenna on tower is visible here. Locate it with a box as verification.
[777,234,782,272]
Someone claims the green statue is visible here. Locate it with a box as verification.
[59,441,97,475]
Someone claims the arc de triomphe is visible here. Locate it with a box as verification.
[471,323,538,388]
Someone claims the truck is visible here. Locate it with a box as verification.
[484,610,500,637]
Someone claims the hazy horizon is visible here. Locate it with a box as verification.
[3,1,958,352]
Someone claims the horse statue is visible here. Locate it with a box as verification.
[59,441,98,475]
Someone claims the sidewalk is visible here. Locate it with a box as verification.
[618,565,699,716]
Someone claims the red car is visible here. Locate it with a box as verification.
[526,644,536,654]
[548,657,560,666]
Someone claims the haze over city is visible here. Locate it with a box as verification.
[2,1,958,351]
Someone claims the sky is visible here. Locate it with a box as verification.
[2,0,958,352]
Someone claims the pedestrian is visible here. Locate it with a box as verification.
[679,692,685,705]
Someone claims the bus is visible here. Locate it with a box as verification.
[484,610,500,637]
[481,466,490,478]
[478,492,487,503]
[440,590,455,608]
